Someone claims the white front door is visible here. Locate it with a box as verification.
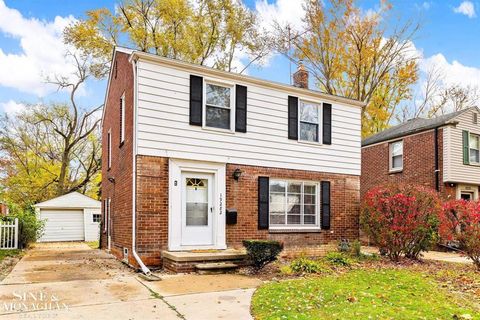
[181,173,214,246]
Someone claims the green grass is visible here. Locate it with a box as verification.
[0,249,21,262]
[252,269,479,320]
[85,241,99,249]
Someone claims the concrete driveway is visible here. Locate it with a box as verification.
[0,243,261,319]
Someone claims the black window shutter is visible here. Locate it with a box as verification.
[288,96,298,140]
[323,103,332,145]
[190,75,203,126]
[258,176,269,229]
[235,85,247,132]
[321,181,331,229]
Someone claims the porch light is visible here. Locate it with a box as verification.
[233,168,242,181]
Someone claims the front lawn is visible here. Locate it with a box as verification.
[252,268,479,320]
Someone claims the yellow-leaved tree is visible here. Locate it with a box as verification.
[64,0,272,78]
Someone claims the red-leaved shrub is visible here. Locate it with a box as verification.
[440,200,480,270]
[361,184,441,261]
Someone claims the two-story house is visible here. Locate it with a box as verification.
[362,107,480,201]
[101,47,363,273]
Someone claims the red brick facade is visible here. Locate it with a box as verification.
[361,129,456,201]
[101,51,135,261]
[117,155,360,267]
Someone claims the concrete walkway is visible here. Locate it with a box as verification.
[0,243,261,319]
[362,246,472,264]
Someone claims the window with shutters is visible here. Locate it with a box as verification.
[204,82,234,130]
[120,92,125,145]
[299,100,322,143]
[389,140,403,172]
[469,133,480,164]
[269,179,320,229]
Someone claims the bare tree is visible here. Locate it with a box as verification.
[0,53,102,205]
[398,64,480,122]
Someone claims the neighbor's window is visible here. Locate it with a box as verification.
[469,134,480,164]
[389,140,403,171]
[93,214,101,223]
[269,180,319,228]
[299,101,321,142]
[205,83,232,130]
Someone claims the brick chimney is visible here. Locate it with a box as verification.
[292,61,309,89]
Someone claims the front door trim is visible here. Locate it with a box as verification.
[168,159,226,251]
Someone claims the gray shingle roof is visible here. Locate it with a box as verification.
[362,108,474,147]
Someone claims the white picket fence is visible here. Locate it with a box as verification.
[0,218,18,249]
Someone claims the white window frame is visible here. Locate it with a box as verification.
[202,79,235,133]
[469,133,480,164]
[107,129,112,169]
[389,140,403,172]
[92,213,101,223]
[298,100,323,144]
[103,199,109,233]
[120,92,125,144]
[268,179,320,230]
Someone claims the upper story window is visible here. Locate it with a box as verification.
[389,140,403,172]
[269,180,319,229]
[120,92,125,145]
[299,101,321,142]
[469,134,480,164]
[107,129,112,170]
[205,83,233,130]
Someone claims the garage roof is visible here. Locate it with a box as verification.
[35,192,101,209]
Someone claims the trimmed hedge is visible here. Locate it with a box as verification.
[243,240,283,271]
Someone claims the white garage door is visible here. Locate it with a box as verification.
[39,209,85,242]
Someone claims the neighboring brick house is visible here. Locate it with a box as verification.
[0,202,8,216]
[101,47,363,272]
[362,107,480,201]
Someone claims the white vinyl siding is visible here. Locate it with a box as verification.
[443,109,480,184]
[135,60,361,175]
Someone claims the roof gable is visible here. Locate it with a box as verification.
[35,192,100,209]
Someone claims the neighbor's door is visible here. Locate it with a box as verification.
[181,173,214,246]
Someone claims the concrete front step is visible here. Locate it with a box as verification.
[162,249,249,273]
[195,262,239,274]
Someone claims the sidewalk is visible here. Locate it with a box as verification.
[140,274,263,320]
[362,246,472,264]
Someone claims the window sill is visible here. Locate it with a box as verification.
[201,126,235,135]
[466,163,480,167]
[269,228,322,234]
[389,168,403,174]
[297,139,323,146]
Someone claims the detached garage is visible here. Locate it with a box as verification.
[35,192,101,242]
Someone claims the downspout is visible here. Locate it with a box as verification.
[434,127,440,192]
[130,54,151,275]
